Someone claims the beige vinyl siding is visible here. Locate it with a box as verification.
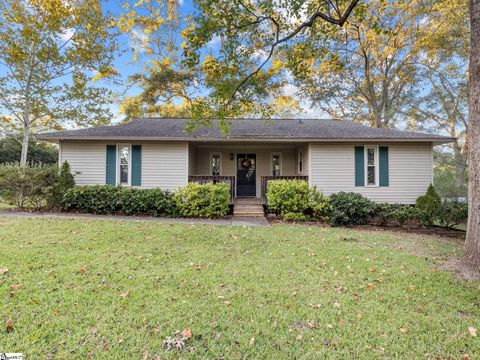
[141,142,188,190]
[194,145,300,197]
[309,142,433,204]
[61,141,107,185]
[61,140,188,190]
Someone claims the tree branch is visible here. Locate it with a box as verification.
[228,0,360,103]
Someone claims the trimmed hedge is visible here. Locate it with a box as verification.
[266,179,310,221]
[374,203,425,227]
[438,200,468,229]
[266,179,330,221]
[328,192,376,226]
[174,182,230,218]
[62,185,177,217]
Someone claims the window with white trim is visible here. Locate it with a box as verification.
[365,146,378,186]
[118,144,131,185]
[211,153,221,175]
[297,149,304,174]
[271,153,282,176]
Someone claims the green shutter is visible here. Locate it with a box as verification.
[355,146,365,187]
[106,145,116,185]
[131,145,142,186]
[379,146,389,187]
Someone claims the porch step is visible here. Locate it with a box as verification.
[233,201,265,218]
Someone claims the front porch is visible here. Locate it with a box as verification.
[187,141,310,205]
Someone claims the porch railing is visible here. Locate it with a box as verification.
[188,175,236,204]
[261,176,309,204]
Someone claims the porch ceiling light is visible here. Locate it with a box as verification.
[230,153,234,160]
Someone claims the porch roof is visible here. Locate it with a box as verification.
[37,118,453,144]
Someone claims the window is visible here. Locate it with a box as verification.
[271,153,282,176]
[297,149,304,174]
[211,153,221,175]
[118,144,130,185]
[365,146,378,186]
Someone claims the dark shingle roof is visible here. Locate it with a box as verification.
[37,118,453,143]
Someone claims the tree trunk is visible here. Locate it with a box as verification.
[464,0,480,270]
[20,118,30,166]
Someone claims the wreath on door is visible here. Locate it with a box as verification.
[241,158,252,170]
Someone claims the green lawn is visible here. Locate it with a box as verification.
[0,218,478,359]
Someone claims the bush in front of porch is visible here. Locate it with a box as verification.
[174,182,231,218]
[266,179,330,222]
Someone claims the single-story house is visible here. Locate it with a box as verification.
[37,118,453,205]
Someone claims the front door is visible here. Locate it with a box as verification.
[237,153,256,197]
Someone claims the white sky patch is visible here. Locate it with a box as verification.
[206,35,221,48]
[178,0,184,6]
[60,28,76,44]
[130,28,150,53]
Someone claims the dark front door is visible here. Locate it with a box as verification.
[237,154,256,197]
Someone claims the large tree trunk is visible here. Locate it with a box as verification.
[464,0,480,270]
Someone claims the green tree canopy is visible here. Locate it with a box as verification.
[0,0,118,165]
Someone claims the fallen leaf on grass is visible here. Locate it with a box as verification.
[5,319,14,332]
[249,337,255,345]
[400,328,409,334]
[120,290,130,298]
[182,328,192,339]
[468,327,477,337]
[0,267,8,275]
[367,283,376,290]
[78,267,87,274]
[296,334,302,340]
[223,301,231,306]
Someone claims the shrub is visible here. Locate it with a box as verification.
[309,187,331,222]
[63,186,177,217]
[266,179,309,218]
[329,192,376,226]
[390,205,424,227]
[174,182,230,218]
[0,163,58,209]
[374,203,424,227]
[416,184,441,225]
[50,161,75,209]
[438,200,468,229]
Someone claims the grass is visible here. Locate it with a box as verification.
[0,218,479,359]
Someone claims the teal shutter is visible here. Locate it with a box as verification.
[379,146,389,187]
[106,145,116,185]
[131,145,142,186]
[355,146,365,187]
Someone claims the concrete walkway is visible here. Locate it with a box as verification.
[0,211,270,227]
